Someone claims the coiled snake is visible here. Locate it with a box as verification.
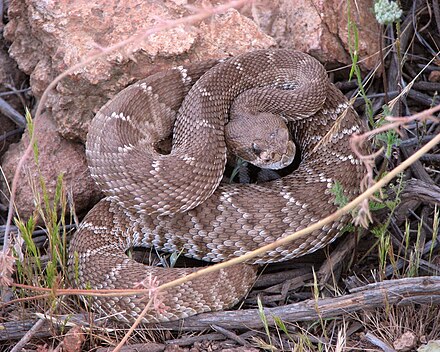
[68,49,368,323]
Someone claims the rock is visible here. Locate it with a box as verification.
[418,340,440,352]
[428,70,440,82]
[393,331,417,351]
[2,0,274,219]
[4,1,275,141]
[1,0,379,221]
[0,113,101,221]
[244,0,380,70]
[197,9,275,58]
[62,326,85,352]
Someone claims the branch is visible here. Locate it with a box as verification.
[1,276,439,340]
[158,276,440,330]
[0,97,26,127]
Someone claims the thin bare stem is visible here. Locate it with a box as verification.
[112,299,154,352]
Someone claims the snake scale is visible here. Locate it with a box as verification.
[68,49,369,323]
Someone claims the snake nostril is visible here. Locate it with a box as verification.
[252,143,262,156]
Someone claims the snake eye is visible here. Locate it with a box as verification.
[252,143,262,156]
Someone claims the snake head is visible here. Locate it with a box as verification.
[225,112,296,170]
[251,138,296,170]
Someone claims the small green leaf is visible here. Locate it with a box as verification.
[330,181,349,208]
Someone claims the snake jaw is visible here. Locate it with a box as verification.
[252,139,296,170]
[225,109,295,170]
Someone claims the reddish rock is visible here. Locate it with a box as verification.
[198,9,275,58]
[62,326,85,352]
[4,1,275,141]
[244,0,380,70]
[0,113,101,221]
[428,70,440,82]
[1,0,379,221]
[2,0,274,219]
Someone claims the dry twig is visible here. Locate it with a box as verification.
[1,276,439,339]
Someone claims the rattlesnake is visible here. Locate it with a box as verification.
[68,49,369,323]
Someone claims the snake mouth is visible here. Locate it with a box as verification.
[252,140,296,170]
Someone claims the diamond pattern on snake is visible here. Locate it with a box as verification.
[68,49,370,323]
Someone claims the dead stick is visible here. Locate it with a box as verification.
[1,276,439,340]
[158,275,440,330]
[0,97,26,127]
[9,315,47,352]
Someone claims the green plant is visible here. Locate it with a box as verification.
[257,296,274,350]
[429,205,439,262]
[229,157,248,183]
[374,107,402,158]
[12,109,69,310]
[330,181,349,208]
[360,173,404,278]
[346,0,374,122]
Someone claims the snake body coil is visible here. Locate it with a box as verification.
[68,49,369,323]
